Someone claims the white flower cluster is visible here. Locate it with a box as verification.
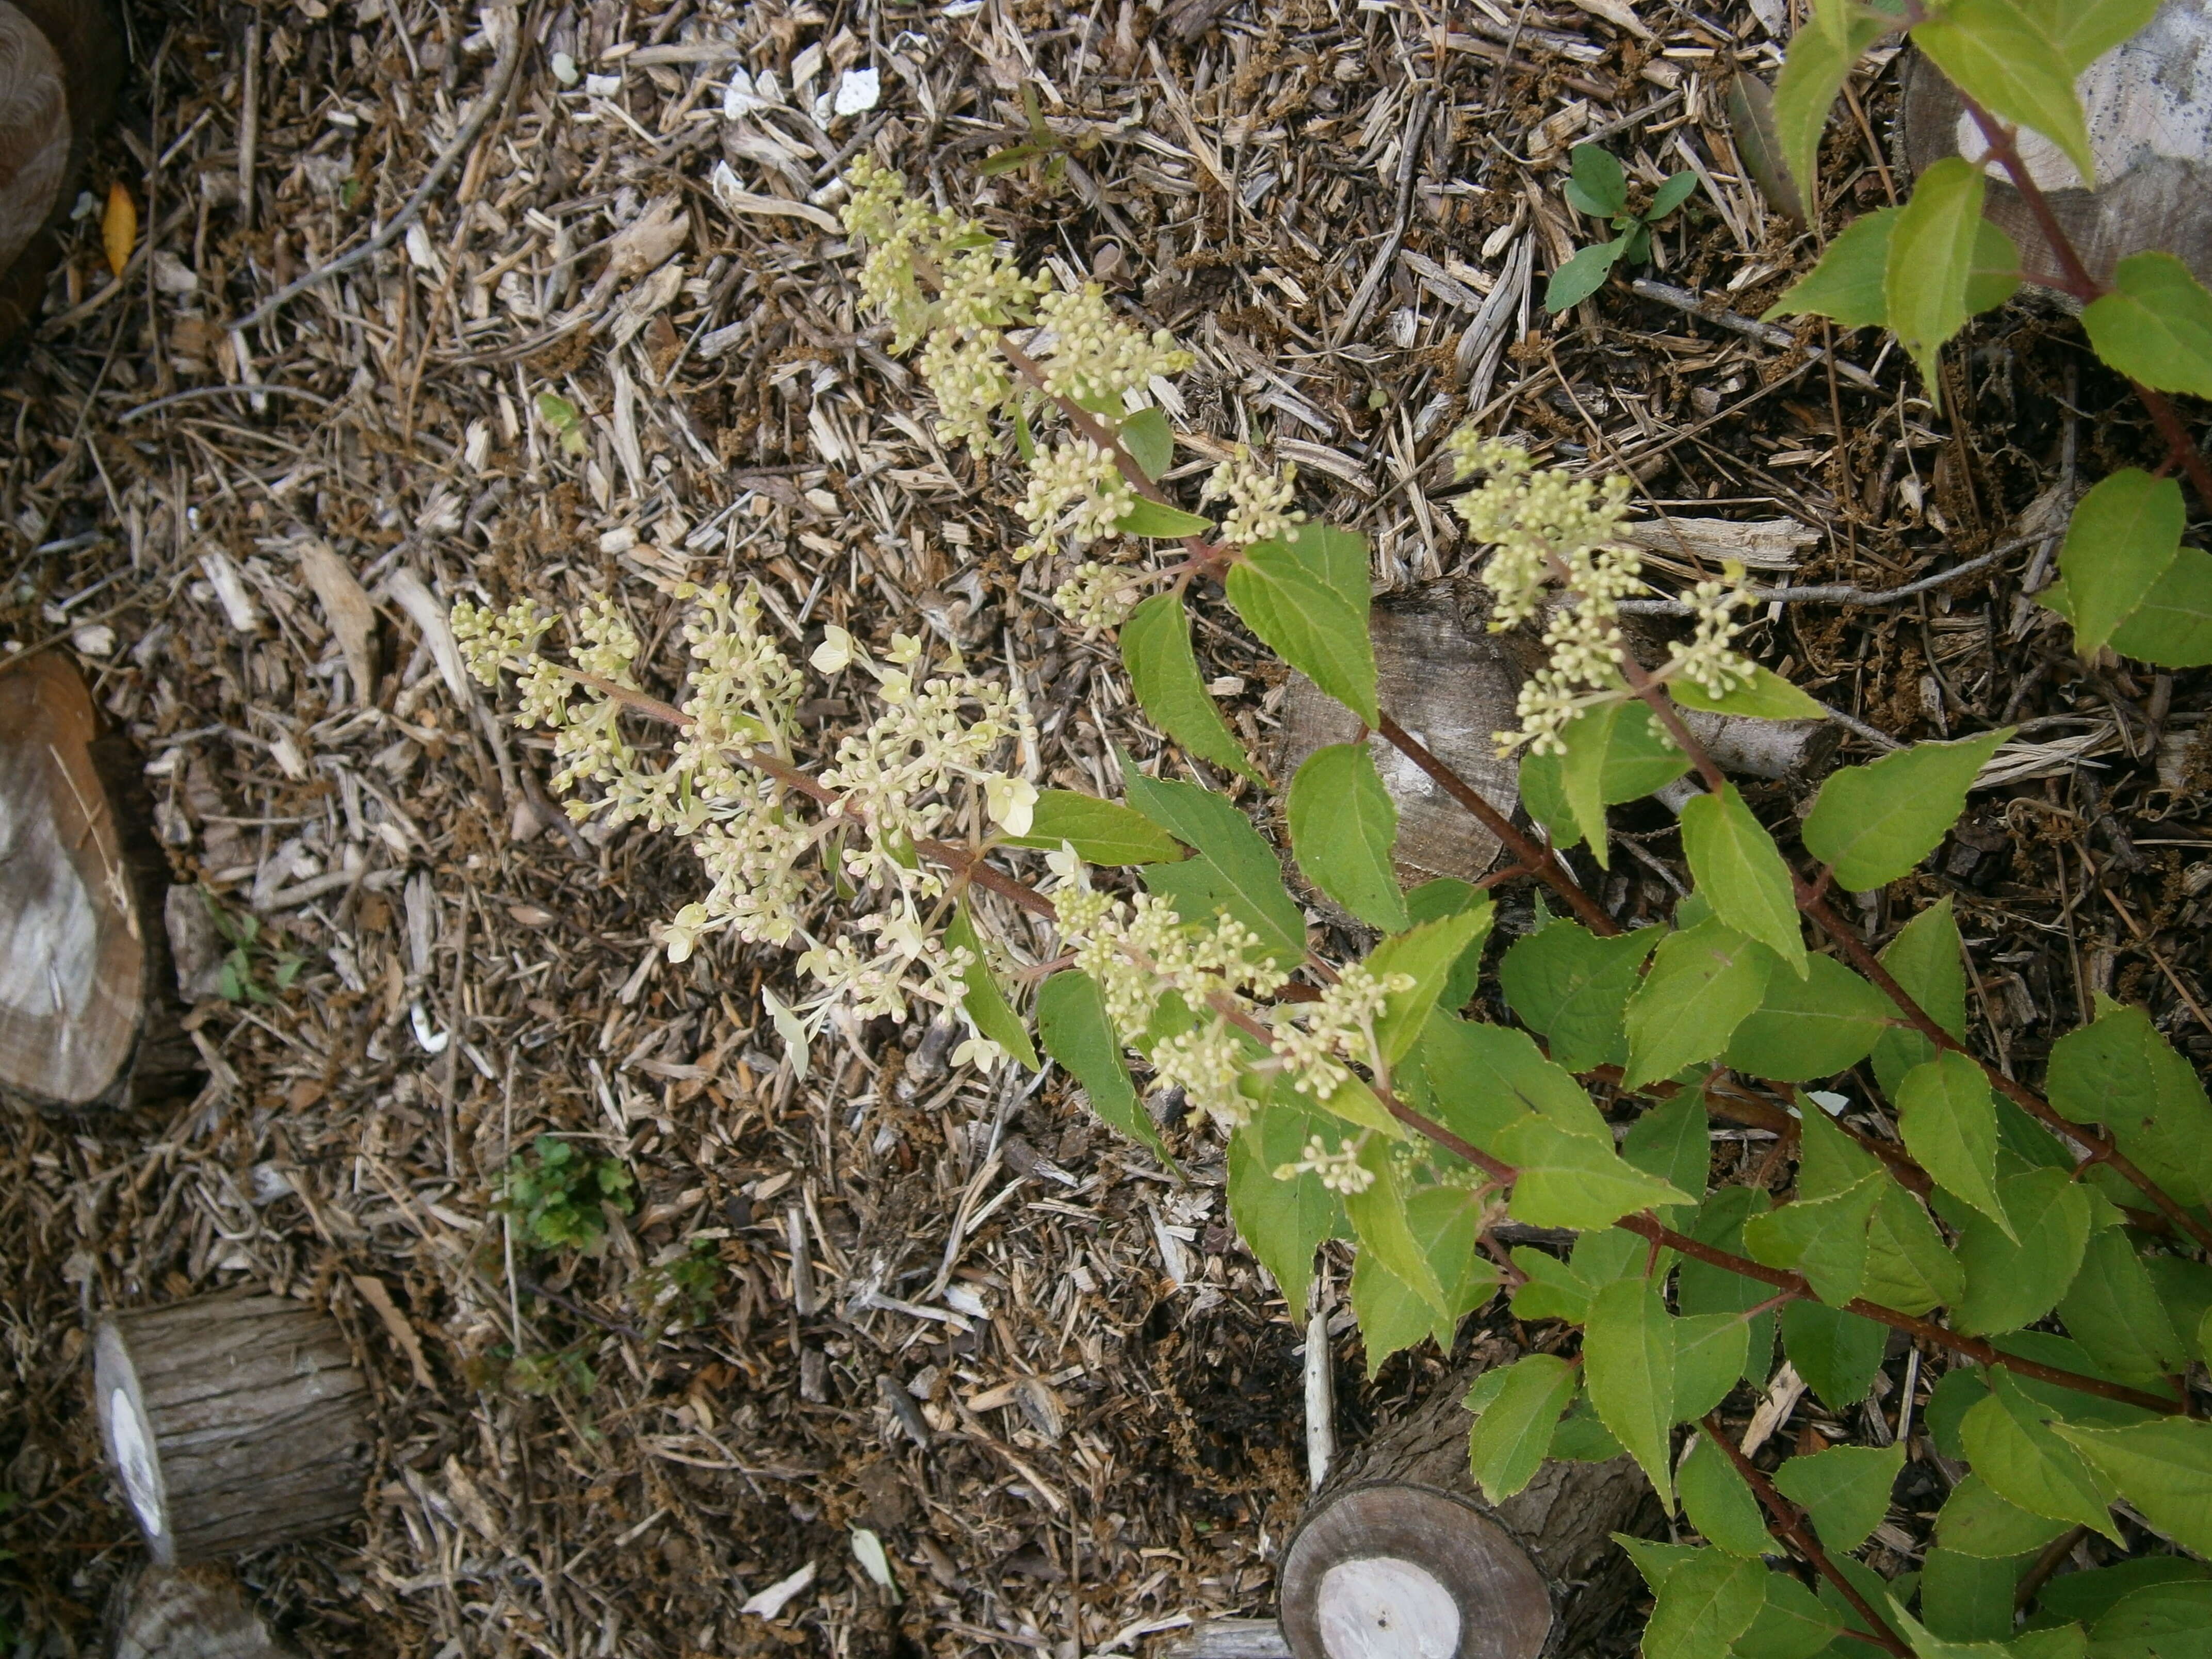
[1050,879,1292,1130]
[1268,962,1414,1102]
[1017,438,1136,562]
[1201,445,1305,548]
[1273,1133,1376,1196]
[1051,561,1144,633]
[1033,279,1191,407]
[456,582,1037,1066]
[1446,435,1754,756]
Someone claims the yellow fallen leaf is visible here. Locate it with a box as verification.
[102,181,135,279]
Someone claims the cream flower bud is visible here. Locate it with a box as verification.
[985,774,1039,837]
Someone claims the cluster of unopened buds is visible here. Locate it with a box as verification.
[454,582,1039,1069]
[1445,432,1756,754]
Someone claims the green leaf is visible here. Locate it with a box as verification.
[1682,784,1809,977]
[1802,729,2011,891]
[1555,698,1693,864]
[2108,545,2212,669]
[1344,1138,1447,1317]
[1351,1247,1446,1375]
[1289,743,1408,931]
[1883,156,1991,410]
[1943,1167,2092,1336]
[1001,789,1186,864]
[1772,1442,1902,1553]
[1937,1473,2071,1560]
[1647,170,1700,220]
[1871,898,1969,1095]
[1725,954,1893,1081]
[1911,0,2095,186]
[1798,1100,1882,1199]
[1229,1092,1343,1307]
[2045,1000,2212,1208]
[1498,1113,1694,1229]
[1406,879,1487,1014]
[1624,1091,1712,1222]
[1927,1367,1990,1461]
[1553,1396,1628,1461]
[1501,919,1659,1071]
[1117,406,1175,480]
[1226,542,1377,725]
[1119,595,1262,783]
[1766,208,1897,328]
[1126,768,1307,965]
[2056,1227,2188,1383]
[1914,1554,2034,1646]
[1736,1570,1847,1659]
[1467,1354,1579,1502]
[1568,143,1630,216]
[1771,6,1890,219]
[2080,253,2212,401]
[1622,918,1776,1089]
[1619,1534,1703,1596]
[1679,1433,1771,1557]
[1743,1173,1882,1305]
[2146,1257,2212,1365]
[1118,498,1215,538]
[2020,0,2159,71]
[946,905,1040,1070]
[1781,1298,1888,1411]
[1680,1186,1779,1383]
[1645,1549,1768,1659]
[1583,1276,1678,1508]
[1670,664,1830,721]
[1354,1183,1505,1368]
[1369,906,1495,1065]
[2087,1579,2212,1658]
[2040,1561,2210,1629]
[1545,237,1628,312]
[2056,469,2187,659]
[1412,1015,1578,1156]
[2047,1417,2212,1557]
[1036,971,1174,1162]
[1674,1310,1751,1420]
[1960,1372,2122,1541]
[1899,1050,2013,1241]
[1863,1177,1965,1316]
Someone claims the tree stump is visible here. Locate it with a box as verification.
[1278,1361,1660,1659]
[1900,0,2212,293]
[105,1565,295,1659]
[0,0,124,346]
[0,653,197,1112]
[94,1292,372,1564]
[1279,582,1835,897]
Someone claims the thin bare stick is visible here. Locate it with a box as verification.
[1701,1413,1913,1658]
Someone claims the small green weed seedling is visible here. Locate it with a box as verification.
[496,1135,635,1253]
[1546,144,1701,312]
[204,891,306,1005]
[636,1240,725,1335]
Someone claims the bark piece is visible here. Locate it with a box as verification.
[1900,0,2212,294]
[106,1565,295,1659]
[0,655,197,1111]
[1278,584,1522,887]
[94,1291,372,1564]
[1279,1360,1660,1659]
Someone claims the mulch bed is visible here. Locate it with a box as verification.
[2,0,2206,1654]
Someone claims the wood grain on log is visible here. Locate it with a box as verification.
[1900,0,2212,293]
[94,1291,372,1564]
[0,654,197,1111]
[106,1565,295,1659]
[1279,1360,1659,1659]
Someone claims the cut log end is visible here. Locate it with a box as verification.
[107,1565,295,1659]
[1283,1487,1554,1659]
[94,1292,372,1564]
[0,654,196,1112]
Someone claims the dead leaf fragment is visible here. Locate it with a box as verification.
[297,541,379,706]
[352,1273,437,1389]
[102,181,135,278]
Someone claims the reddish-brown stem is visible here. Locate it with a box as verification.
[1700,1413,1913,1658]
[1373,713,1620,936]
[1796,884,2212,1254]
[2014,1525,2089,1611]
